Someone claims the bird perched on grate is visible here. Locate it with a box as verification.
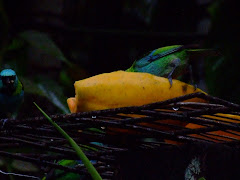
[0,69,24,118]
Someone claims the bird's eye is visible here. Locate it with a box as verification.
[9,76,16,81]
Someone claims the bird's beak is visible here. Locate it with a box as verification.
[3,77,15,88]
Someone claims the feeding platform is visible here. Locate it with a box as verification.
[1,92,240,179]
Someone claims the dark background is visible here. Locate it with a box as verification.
[0,0,239,117]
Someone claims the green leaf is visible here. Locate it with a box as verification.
[21,77,69,113]
[34,103,102,180]
[0,157,5,167]
[59,70,73,87]
[19,30,72,66]
[11,160,39,172]
[53,160,82,180]
[37,83,69,114]
[6,38,25,51]
[20,77,45,97]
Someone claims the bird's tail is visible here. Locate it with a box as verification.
[187,48,222,57]
[184,44,222,57]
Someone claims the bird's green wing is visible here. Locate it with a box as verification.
[148,45,184,63]
[132,45,183,69]
[13,80,23,96]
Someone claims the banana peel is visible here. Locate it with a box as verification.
[67,71,206,133]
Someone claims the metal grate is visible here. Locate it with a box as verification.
[1,92,240,179]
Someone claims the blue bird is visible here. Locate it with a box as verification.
[0,69,24,118]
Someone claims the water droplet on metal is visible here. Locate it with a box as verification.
[172,107,179,111]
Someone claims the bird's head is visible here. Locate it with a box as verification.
[0,69,18,93]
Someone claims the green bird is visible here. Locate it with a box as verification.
[0,69,24,119]
[126,45,220,86]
